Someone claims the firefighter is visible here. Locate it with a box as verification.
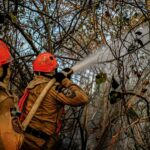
[0,40,23,150]
[19,52,89,150]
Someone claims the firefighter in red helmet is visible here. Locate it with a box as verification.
[33,52,58,73]
[0,40,23,150]
[19,52,88,150]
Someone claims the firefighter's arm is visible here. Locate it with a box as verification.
[52,78,89,106]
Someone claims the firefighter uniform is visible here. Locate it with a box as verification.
[0,82,23,150]
[20,75,88,150]
[0,40,23,150]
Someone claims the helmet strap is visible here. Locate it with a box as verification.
[0,64,9,82]
[0,67,3,78]
[35,71,56,79]
[0,64,11,87]
[41,72,55,79]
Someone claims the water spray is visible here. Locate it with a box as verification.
[71,47,112,73]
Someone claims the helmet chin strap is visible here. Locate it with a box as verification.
[41,72,55,79]
[0,64,11,86]
[0,67,3,78]
[35,70,56,79]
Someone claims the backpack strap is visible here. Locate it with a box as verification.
[18,88,30,112]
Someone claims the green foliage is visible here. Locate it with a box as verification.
[95,72,107,84]
[9,12,17,24]
[109,91,123,104]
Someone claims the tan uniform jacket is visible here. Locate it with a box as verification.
[0,82,23,150]
[21,76,88,149]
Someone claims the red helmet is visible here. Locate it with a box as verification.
[0,40,11,66]
[33,52,58,72]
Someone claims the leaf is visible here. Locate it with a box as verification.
[128,44,137,52]
[135,31,142,35]
[123,16,130,22]
[95,72,107,84]
[135,39,144,47]
[109,91,122,104]
[134,12,138,17]
[111,76,119,89]
[9,12,17,24]
[141,88,147,93]
[105,11,110,17]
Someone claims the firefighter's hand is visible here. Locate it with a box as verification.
[54,72,66,83]
[55,68,73,83]
[62,68,73,79]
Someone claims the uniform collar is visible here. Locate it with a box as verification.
[27,75,50,89]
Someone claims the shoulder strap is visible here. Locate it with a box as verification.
[18,89,29,112]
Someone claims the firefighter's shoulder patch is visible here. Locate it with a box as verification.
[62,88,76,98]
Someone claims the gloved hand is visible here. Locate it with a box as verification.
[62,68,73,79]
[54,72,66,83]
[54,68,73,83]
